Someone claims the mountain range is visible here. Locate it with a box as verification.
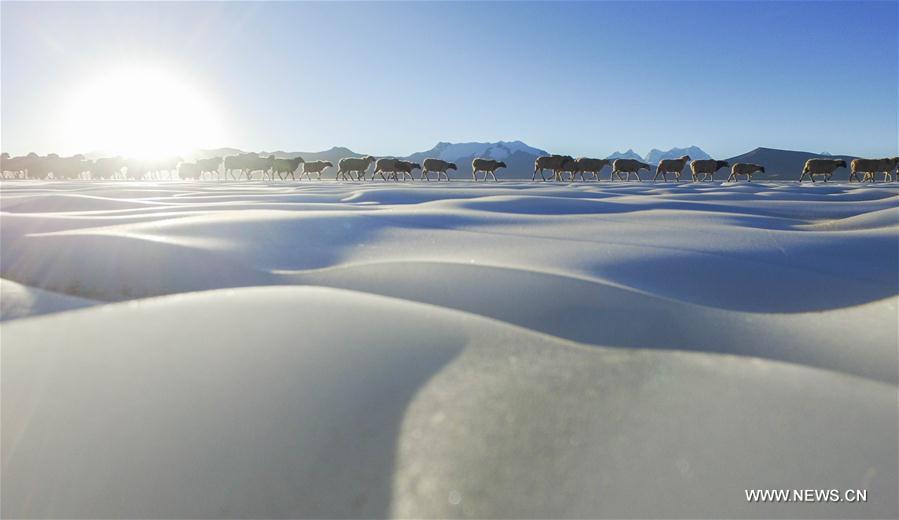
[193,143,868,180]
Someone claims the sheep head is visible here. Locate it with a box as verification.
[836,159,847,168]
[498,161,507,168]
[716,160,729,169]
[448,162,458,170]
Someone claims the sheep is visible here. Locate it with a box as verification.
[610,158,651,181]
[421,158,457,181]
[727,163,765,182]
[0,153,10,178]
[272,157,305,180]
[337,156,375,181]
[572,158,610,181]
[799,158,846,183]
[48,154,91,179]
[24,154,58,179]
[373,158,399,181]
[249,155,275,180]
[196,157,224,180]
[301,160,332,180]
[224,153,272,180]
[850,157,899,182]
[34,154,89,180]
[90,157,125,179]
[690,159,729,182]
[124,159,150,180]
[653,155,691,182]
[178,162,202,180]
[472,158,506,182]
[534,155,576,181]
[145,157,182,180]
[391,160,421,181]
[1,153,36,179]
[223,154,249,180]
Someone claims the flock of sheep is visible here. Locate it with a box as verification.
[2,152,898,183]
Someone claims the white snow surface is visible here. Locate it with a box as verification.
[1,180,897,518]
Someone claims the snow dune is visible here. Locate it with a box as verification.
[1,180,897,518]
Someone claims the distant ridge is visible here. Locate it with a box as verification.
[645,146,711,164]
[189,143,867,180]
[606,149,644,161]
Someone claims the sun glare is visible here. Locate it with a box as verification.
[61,65,224,160]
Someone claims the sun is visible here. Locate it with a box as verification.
[60,65,225,160]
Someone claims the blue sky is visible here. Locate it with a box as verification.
[2,1,896,158]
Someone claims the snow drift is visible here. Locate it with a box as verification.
[1,180,897,518]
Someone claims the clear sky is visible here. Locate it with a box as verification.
[2,1,896,158]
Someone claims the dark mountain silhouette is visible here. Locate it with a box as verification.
[724,147,859,180]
